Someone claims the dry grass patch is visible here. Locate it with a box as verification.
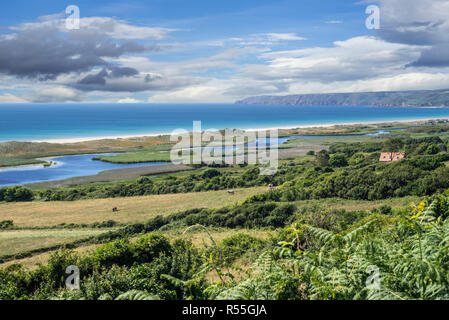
[1,228,271,270]
[0,243,102,270]
[163,227,272,248]
[0,187,266,228]
[0,229,115,257]
[293,196,419,211]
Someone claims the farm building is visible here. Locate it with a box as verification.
[379,152,405,162]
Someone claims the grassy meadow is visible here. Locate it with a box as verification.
[0,187,266,227]
[0,229,116,257]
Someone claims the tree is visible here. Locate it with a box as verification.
[384,137,404,160]
[329,153,348,167]
[348,153,366,166]
[425,143,439,155]
[3,186,34,202]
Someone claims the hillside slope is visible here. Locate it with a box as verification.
[236,89,449,107]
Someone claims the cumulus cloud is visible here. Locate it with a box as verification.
[74,72,204,93]
[12,16,176,40]
[371,0,449,67]
[246,36,421,83]
[0,14,166,85]
[26,86,83,103]
[77,67,140,86]
[117,97,143,103]
[0,93,27,103]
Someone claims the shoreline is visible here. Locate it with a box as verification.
[30,117,449,144]
[20,117,449,144]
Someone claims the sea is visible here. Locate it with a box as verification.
[2,103,449,142]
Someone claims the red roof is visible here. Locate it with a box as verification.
[379,152,405,162]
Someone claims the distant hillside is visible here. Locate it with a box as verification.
[236,89,449,107]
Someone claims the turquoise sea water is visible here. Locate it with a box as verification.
[1,103,449,142]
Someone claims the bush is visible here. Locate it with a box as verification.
[201,169,221,179]
[211,234,266,265]
[91,239,134,268]
[0,186,34,202]
[379,205,392,215]
[133,234,172,263]
[329,153,348,167]
[348,153,366,166]
[0,220,13,229]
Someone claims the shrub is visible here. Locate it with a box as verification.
[348,153,366,166]
[329,153,348,167]
[133,233,172,263]
[0,220,13,229]
[0,186,34,202]
[201,169,221,179]
[91,239,134,268]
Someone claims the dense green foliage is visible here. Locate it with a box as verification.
[216,195,449,300]
[3,194,449,300]
[36,166,288,201]
[0,186,34,202]
[245,137,449,203]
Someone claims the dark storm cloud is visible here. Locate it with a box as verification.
[407,44,449,68]
[0,24,155,81]
[78,69,109,85]
[73,76,205,93]
[77,67,140,86]
[378,20,446,46]
[373,0,449,67]
[110,67,139,78]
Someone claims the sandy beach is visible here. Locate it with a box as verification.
[28,117,449,144]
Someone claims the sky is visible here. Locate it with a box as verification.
[0,0,448,103]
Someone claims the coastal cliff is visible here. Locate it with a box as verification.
[236,89,449,107]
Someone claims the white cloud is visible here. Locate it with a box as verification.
[247,36,422,83]
[25,86,83,102]
[149,83,231,103]
[117,97,143,103]
[231,33,307,46]
[0,93,27,103]
[10,16,176,40]
[287,72,449,95]
[263,33,307,41]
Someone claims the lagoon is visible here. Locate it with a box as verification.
[0,154,167,187]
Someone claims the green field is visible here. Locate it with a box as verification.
[0,228,116,257]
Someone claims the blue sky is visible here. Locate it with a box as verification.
[0,0,448,103]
